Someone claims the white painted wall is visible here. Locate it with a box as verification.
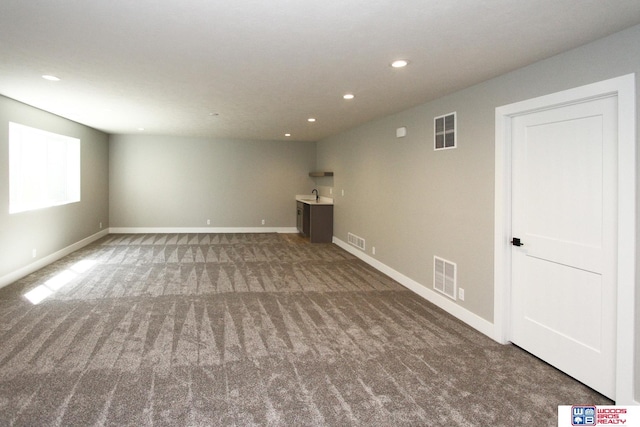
[0,96,109,283]
[109,134,317,229]
[317,24,640,401]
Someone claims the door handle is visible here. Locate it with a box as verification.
[511,237,524,247]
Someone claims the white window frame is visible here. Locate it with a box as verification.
[9,122,81,214]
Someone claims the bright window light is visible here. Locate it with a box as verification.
[9,122,80,214]
[71,259,97,273]
[24,285,54,305]
[44,270,77,291]
[23,258,97,304]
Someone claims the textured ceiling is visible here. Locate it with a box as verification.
[1,0,640,141]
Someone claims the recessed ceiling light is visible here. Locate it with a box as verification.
[137,127,145,131]
[391,60,408,68]
[343,93,355,100]
[308,118,316,122]
[42,75,60,81]
[285,133,291,137]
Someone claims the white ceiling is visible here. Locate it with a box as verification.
[1,0,640,142]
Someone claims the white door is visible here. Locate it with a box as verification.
[510,95,617,399]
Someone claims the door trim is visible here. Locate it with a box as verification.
[493,74,636,403]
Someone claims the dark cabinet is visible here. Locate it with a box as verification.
[296,201,310,236]
[296,201,332,243]
[296,202,303,233]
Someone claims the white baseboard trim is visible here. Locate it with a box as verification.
[109,227,299,234]
[0,229,109,290]
[333,236,496,340]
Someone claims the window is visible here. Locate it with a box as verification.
[434,112,456,150]
[9,122,80,214]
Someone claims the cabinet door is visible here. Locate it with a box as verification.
[309,205,333,243]
[302,204,310,236]
[296,202,304,233]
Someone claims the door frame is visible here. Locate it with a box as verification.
[493,74,636,403]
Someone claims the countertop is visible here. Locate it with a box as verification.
[296,195,334,205]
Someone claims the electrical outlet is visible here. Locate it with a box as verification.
[99,222,102,229]
[207,219,211,225]
[329,188,332,195]
[341,189,345,196]
[261,219,265,225]
[458,288,465,301]
[372,246,376,255]
[32,249,36,258]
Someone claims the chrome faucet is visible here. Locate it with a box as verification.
[311,188,319,201]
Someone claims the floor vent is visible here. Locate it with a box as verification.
[434,256,457,300]
[348,232,366,251]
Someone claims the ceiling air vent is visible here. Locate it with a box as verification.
[434,256,456,300]
[348,232,365,251]
[434,112,456,150]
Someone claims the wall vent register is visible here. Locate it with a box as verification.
[434,112,456,150]
[434,256,457,300]
[347,232,366,251]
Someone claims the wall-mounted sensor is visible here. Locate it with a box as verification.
[396,127,407,138]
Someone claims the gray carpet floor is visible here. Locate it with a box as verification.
[0,233,610,426]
